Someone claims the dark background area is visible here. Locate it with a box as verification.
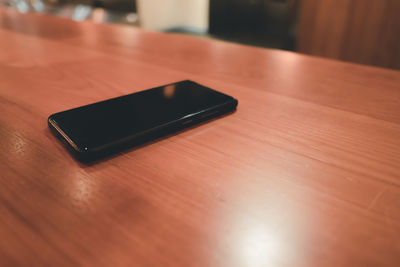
[209,0,298,50]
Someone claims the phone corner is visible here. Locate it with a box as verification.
[232,98,239,107]
[47,113,57,125]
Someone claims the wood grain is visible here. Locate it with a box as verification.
[1,8,400,267]
[297,0,400,70]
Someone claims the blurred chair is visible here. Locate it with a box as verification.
[137,0,208,32]
[297,0,400,69]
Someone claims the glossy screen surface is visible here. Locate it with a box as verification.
[51,80,235,151]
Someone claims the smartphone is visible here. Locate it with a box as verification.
[48,80,238,162]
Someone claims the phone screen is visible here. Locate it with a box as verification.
[49,80,237,154]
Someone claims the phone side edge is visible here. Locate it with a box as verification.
[48,115,86,155]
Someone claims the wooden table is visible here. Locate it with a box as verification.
[1,8,400,267]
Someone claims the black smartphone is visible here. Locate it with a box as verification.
[48,80,238,162]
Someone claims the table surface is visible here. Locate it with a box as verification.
[1,8,400,267]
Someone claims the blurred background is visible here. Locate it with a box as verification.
[1,0,399,70]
